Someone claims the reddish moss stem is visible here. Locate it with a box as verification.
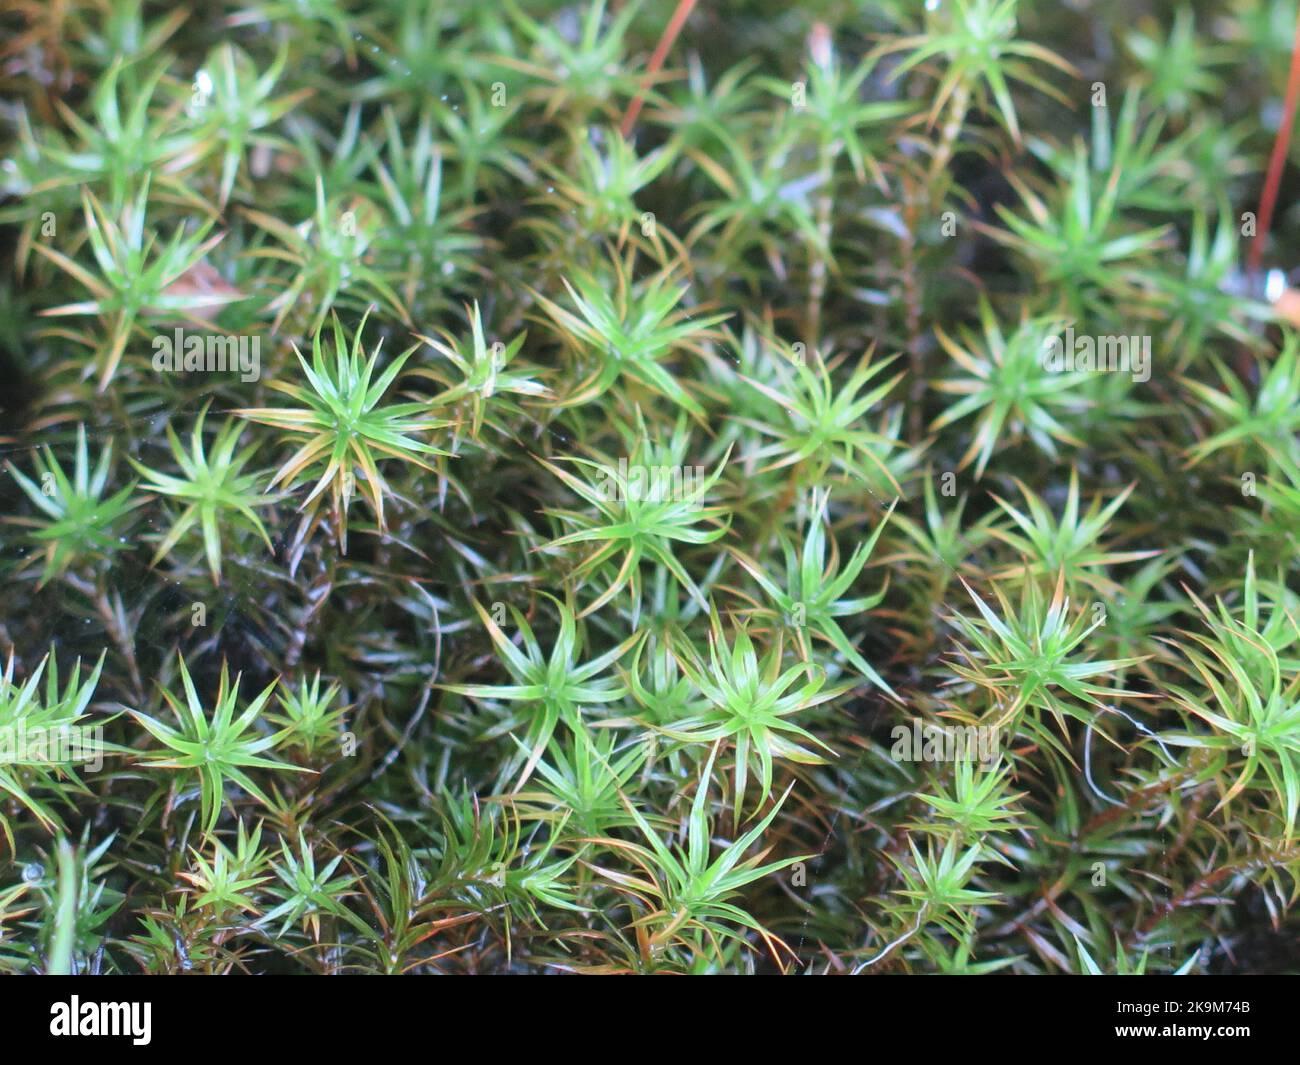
[620,0,697,139]
[1250,11,1300,275]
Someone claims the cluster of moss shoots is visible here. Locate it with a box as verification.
[0,0,1298,974]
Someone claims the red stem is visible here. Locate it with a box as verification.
[620,0,697,139]
[1250,11,1300,275]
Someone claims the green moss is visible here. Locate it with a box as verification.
[0,0,1297,974]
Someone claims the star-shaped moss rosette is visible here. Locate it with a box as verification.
[236,311,448,552]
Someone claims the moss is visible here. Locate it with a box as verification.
[0,0,1297,974]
